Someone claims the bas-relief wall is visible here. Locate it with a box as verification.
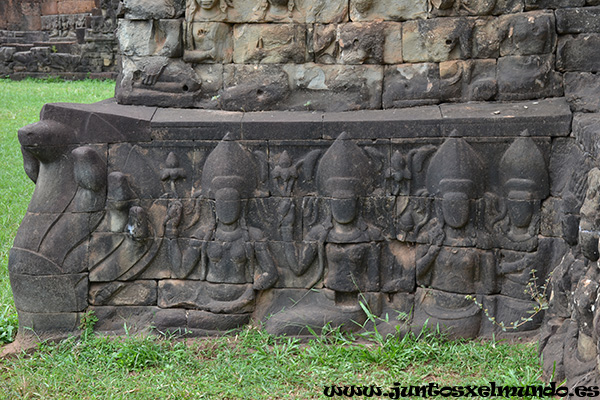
[0,0,119,77]
[10,98,573,340]
[9,0,600,390]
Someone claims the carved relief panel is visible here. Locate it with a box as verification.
[9,98,572,339]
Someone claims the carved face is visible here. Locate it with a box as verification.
[354,0,374,13]
[441,192,470,229]
[215,189,241,225]
[268,0,289,7]
[507,199,534,228]
[199,0,217,9]
[331,197,358,225]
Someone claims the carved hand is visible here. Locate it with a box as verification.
[165,200,183,238]
[277,199,295,241]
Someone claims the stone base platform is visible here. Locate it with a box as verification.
[9,98,574,340]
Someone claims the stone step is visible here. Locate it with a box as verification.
[34,41,78,53]
[1,43,34,52]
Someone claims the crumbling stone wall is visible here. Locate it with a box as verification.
[10,98,572,341]
[0,0,43,31]
[115,0,599,112]
[0,0,118,78]
[539,75,600,389]
[528,2,600,391]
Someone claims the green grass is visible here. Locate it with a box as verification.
[0,325,546,400]
[0,78,548,399]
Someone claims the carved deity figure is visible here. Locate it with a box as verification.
[271,149,320,197]
[414,134,494,338]
[88,170,164,287]
[253,0,295,20]
[184,22,232,63]
[184,0,234,62]
[388,146,436,242]
[267,133,383,333]
[288,133,382,293]
[493,132,550,308]
[387,150,411,196]
[187,0,232,21]
[166,134,278,313]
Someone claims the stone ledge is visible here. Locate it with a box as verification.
[440,98,572,137]
[39,97,572,142]
[40,100,156,143]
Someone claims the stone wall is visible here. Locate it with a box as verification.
[0,0,43,31]
[9,0,600,391]
[539,83,600,386]
[10,98,572,341]
[530,2,600,390]
[115,0,600,112]
[0,0,118,78]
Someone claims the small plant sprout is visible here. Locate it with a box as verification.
[466,269,551,332]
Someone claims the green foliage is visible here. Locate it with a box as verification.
[0,323,547,399]
[0,304,18,344]
[78,310,98,341]
[466,269,550,332]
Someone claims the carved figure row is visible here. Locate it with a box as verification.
[10,117,553,339]
[80,131,550,334]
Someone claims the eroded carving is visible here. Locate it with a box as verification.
[8,99,574,347]
[266,133,386,333]
[412,134,495,337]
[164,134,278,318]
[253,0,296,21]
[184,22,233,63]
[186,0,232,22]
[491,131,549,251]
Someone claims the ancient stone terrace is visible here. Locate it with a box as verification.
[9,0,600,391]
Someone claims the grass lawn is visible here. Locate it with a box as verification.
[0,78,548,399]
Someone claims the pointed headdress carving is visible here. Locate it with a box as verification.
[499,130,549,200]
[426,131,484,197]
[316,132,375,198]
[201,133,258,199]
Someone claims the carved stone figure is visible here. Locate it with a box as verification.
[394,197,432,244]
[186,0,232,21]
[165,134,278,316]
[253,0,295,21]
[88,171,163,285]
[387,151,411,196]
[266,133,384,334]
[338,22,384,65]
[492,131,549,251]
[116,57,202,107]
[413,133,494,338]
[440,60,497,102]
[9,120,107,335]
[157,152,185,198]
[184,22,233,63]
[271,149,320,196]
